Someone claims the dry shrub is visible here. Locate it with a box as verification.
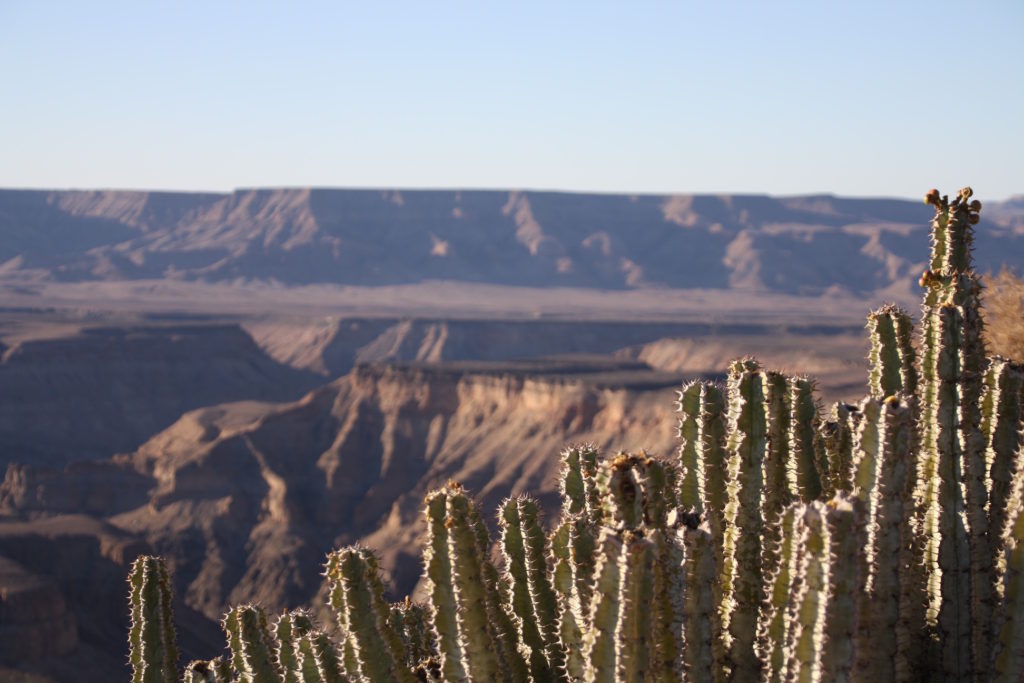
[984,268,1024,361]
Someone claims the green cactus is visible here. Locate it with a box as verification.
[223,604,283,683]
[388,598,436,675]
[675,380,727,531]
[993,455,1024,682]
[818,402,859,495]
[561,444,602,522]
[982,357,1024,564]
[680,524,717,683]
[499,496,564,682]
[182,658,231,683]
[868,304,919,399]
[273,610,313,683]
[325,546,415,683]
[720,357,769,679]
[128,555,179,683]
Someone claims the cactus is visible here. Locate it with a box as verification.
[182,659,231,683]
[818,401,859,494]
[675,380,727,531]
[325,546,415,683]
[128,555,179,683]
[993,455,1024,681]
[719,357,768,679]
[223,604,282,683]
[868,304,918,399]
[126,185,1024,683]
[982,357,1024,564]
[499,496,564,681]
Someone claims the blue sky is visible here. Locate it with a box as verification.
[1,1,1021,199]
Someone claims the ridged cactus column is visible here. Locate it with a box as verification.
[499,496,564,682]
[680,524,717,683]
[128,555,179,683]
[993,462,1024,682]
[785,502,832,683]
[676,380,727,527]
[550,512,597,681]
[868,304,918,399]
[423,483,528,682]
[818,402,859,494]
[561,444,602,521]
[982,357,1024,564]
[758,503,806,683]
[273,610,313,683]
[720,357,768,679]
[223,604,283,683]
[851,396,921,682]
[326,547,415,683]
[917,188,991,679]
[789,376,825,501]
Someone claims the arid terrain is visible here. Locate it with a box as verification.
[0,188,1022,681]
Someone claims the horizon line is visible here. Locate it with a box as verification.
[2,184,1016,203]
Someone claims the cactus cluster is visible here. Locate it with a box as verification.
[128,187,1024,681]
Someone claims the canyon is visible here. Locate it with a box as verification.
[0,187,1021,680]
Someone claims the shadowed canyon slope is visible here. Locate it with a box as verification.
[0,358,698,679]
[2,188,1023,297]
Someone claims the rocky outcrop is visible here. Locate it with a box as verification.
[246,316,866,379]
[0,359,684,626]
[0,555,77,664]
[0,515,222,681]
[0,324,321,467]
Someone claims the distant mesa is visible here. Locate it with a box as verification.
[0,187,1020,295]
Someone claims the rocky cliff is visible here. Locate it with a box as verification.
[1,359,686,634]
[2,188,1022,295]
[0,323,321,467]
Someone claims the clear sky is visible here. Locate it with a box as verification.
[1,1,1021,199]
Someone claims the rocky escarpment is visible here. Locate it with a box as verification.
[0,515,221,681]
[246,316,866,379]
[0,555,77,664]
[0,323,321,467]
[2,188,1023,295]
[1,358,685,634]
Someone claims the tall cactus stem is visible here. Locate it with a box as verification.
[868,304,919,399]
[128,555,180,683]
[785,502,831,683]
[422,489,468,682]
[982,358,1024,566]
[681,524,718,683]
[582,529,624,683]
[326,546,415,683]
[758,503,806,683]
[790,376,825,501]
[993,459,1024,681]
[223,604,283,683]
[720,357,768,679]
[499,496,563,681]
[821,496,863,683]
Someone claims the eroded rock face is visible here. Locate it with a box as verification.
[0,360,681,624]
[4,188,1023,294]
[0,556,77,664]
